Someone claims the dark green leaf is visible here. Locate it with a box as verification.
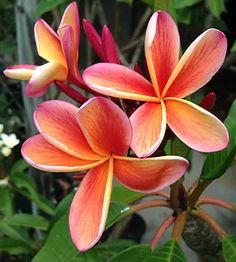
[174,0,202,9]
[0,186,13,217]
[0,238,33,255]
[6,214,49,230]
[116,0,134,5]
[207,0,226,19]
[200,100,236,181]
[9,159,28,176]
[152,240,187,261]
[111,185,144,204]
[176,8,191,24]
[105,201,130,229]
[34,0,68,18]
[223,235,236,262]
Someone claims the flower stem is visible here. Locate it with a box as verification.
[170,182,180,212]
[197,197,236,212]
[130,199,170,214]
[150,216,175,250]
[171,211,188,241]
[192,208,225,240]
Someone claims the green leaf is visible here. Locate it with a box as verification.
[207,0,226,19]
[9,158,28,176]
[223,235,236,262]
[174,0,202,9]
[6,214,49,230]
[116,0,134,5]
[111,185,144,204]
[152,240,187,261]
[0,238,33,255]
[34,0,69,18]
[0,186,13,217]
[176,8,191,24]
[105,201,130,229]
[10,172,55,215]
[200,100,236,181]
[107,245,151,262]
[230,41,236,53]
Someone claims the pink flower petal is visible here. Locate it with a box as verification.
[34,100,101,160]
[83,63,157,102]
[113,155,189,193]
[69,159,113,251]
[22,135,104,172]
[165,98,229,152]
[130,101,166,157]
[163,29,227,98]
[4,65,36,80]
[145,11,180,96]
[34,19,66,65]
[76,97,132,156]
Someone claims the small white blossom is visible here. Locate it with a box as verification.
[1,133,20,148]
[1,146,12,157]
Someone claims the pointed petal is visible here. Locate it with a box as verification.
[4,65,36,80]
[102,25,120,63]
[69,159,113,251]
[163,29,227,98]
[82,19,104,60]
[58,25,83,84]
[59,1,80,51]
[25,62,67,97]
[165,98,229,152]
[76,97,132,156]
[145,11,180,96]
[83,63,157,102]
[113,155,189,193]
[21,135,104,172]
[34,19,66,64]
[34,100,101,160]
[130,101,166,158]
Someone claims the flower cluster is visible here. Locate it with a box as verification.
[4,2,229,252]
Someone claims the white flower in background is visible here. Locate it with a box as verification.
[0,124,3,133]
[1,133,20,148]
[1,146,12,157]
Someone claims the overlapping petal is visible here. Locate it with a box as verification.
[21,135,104,172]
[130,101,166,158]
[76,97,132,156]
[162,29,227,98]
[145,11,179,96]
[4,65,36,80]
[34,100,101,160]
[34,19,66,64]
[113,155,189,193]
[69,159,113,251]
[25,62,67,97]
[165,98,229,152]
[83,63,157,102]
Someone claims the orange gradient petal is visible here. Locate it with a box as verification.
[163,29,227,98]
[4,65,36,80]
[145,11,180,96]
[25,62,67,97]
[21,135,104,172]
[34,19,66,64]
[76,97,132,156]
[130,101,166,158]
[34,100,101,160]
[83,63,157,102]
[165,98,229,152]
[113,155,189,193]
[69,159,113,251]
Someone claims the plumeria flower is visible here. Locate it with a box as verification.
[4,2,84,97]
[83,11,229,157]
[21,97,188,251]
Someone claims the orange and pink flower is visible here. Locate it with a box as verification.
[83,11,229,157]
[21,97,188,251]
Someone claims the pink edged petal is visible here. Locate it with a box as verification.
[145,11,180,96]
[59,1,80,50]
[34,100,101,160]
[76,97,132,156]
[25,62,67,97]
[34,19,66,64]
[163,29,227,98]
[58,25,83,84]
[4,65,36,80]
[130,101,166,158]
[83,63,157,102]
[69,159,113,251]
[113,155,189,193]
[21,135,105,172]
[165,98,229,152]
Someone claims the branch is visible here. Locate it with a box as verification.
[197,197,236,212]
[171,211,188,242]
